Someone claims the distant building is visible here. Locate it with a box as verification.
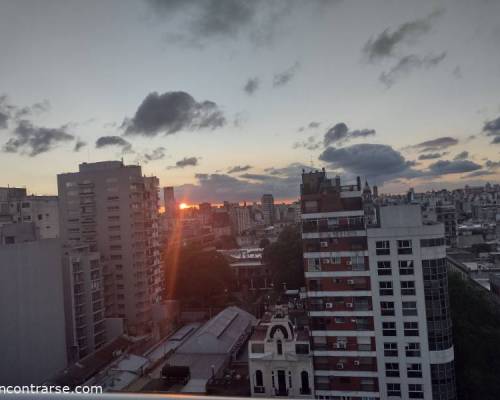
[262,194,275,226]
[230,205,253,235]
[0,230,67,385]
[248,307,314,398]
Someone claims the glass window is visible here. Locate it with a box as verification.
[399,260,414,275]
[397,239,413,255]
[384,342,398,357]
[377,261,391,275]
[376,240,390,255]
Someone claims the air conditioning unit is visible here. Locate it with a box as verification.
[336,363,344,369]
[347,279,355,285]
[346,302,354,308]
[354,360,360,366]
[325,302,333,309]
[320,241,328,248]
[335,343,346,350]
[346,259,352,265]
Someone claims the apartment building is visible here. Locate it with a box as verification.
[62,245,106,362]
[262,194,275,226]
[300,170,455,400]
[57,161,162,336]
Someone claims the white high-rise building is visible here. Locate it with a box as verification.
[57,161,162,336]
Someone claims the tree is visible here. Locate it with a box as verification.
[448,272,500,400]
[263,225,304,290]
[164,243,234,307]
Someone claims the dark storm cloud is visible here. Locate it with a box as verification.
[243,77,259,95]
[363,9,443,61]
[293,136,321,150]
[453,151,469,160]
[95,136,132,153]
[167,156,199,169]
[482,116,500,144]
[418,152,445,160]
[73,139,87,152]
[123,91,226,137]
[427,160,482,176]
[227,165,252,173]
[407,136,459,152]
[144,147,166,162]
[273,62,300,88]
[3,120,74,157]
[379,52,446,87]
[323,123,376,147]
[319,144,418,183]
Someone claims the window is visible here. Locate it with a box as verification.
[300,371,310,395]
[407,363,422,378]
[277,339,283,355]
[387,383,401,397]
[335,317,346,324]
[385,363,400,377]
[383,322,397,336]
[402,301,418,316]
[381,301,395,316]
[255,370,263,387]
[295,344,309,354]
[376,240,390,255]
[251,343,264,353]
[404,322,419,336]
[406,342,421,357]
[409,384,424,399]
[379,281,393,296]
[398,240,413,255]
[377,261,391,276]
[399,260,414,275]
[401,281,416,296]
[384,342,398,357]
[421,237,445,247]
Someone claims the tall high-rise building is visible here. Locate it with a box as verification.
[57,161,162,336]
[262,194,275,226]
[301,170,455,400]
[163,186,176,216]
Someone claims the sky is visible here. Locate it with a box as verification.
[1,0,500,203]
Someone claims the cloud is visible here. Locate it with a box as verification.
[264,162,313,176]
[73,139,87,152]
[168,156,199,169]
[293,136,321,150]
[427,160,482,176]
[123,91,226,137]
[482,116,500,144]
[0,95,51,130]
[95,136,132,153]
[485,160,500,169]
[3,120,74,157]
[239,173,275,181]
[418,152,445,160]
[0,112,8,129]
[363,9,443,61]
[453,151,469,160]
[227,165,252,173]
[243,77,259,95]
[273,62,300,87]
[379,52,446,87]
[319,143,418,183]
[406,136,458,152]
[323,122,376,147]
[143,146,166,162]
[464,170,495,178]
[298,121,321,132]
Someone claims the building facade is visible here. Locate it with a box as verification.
[300,170,455,400]
[262,194,275,226]
[57,161,162,335]
[249,307,314,398]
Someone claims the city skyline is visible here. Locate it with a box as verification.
[1,0,500,203]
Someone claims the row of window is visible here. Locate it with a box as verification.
[386,362,422,378]
[384,342,421,357]
[378,260,414,276]
[376,240,413,255]
[379,280,416,296]
[381,301,418,316]
[387,383,424,398]
[382,321,419,336]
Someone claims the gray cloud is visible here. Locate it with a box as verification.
[363,9,443,61]
[95,136,132,153]
[0,95,50,130]
[3,120,74,157]
[380,52,446,87]
[123,91,226,137]
[168,156,199,169]
[143,146,166,162]
[453,151,469,160]
[464,170,495,178]
[319,143,418,183]
[0,112,8,129]
[293,136,321,150]
[264,162,313,176]
[239,173,275,181]
[73,139,87,152]
[243,77,259,95]
[323,122,376,147]
[482,116,500,144]
[227,165,252,173]
[418,152,445,160]
[273,62,300,87]
[485,160,500,169]
[427,160,482,176]
[407,136,459,152]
